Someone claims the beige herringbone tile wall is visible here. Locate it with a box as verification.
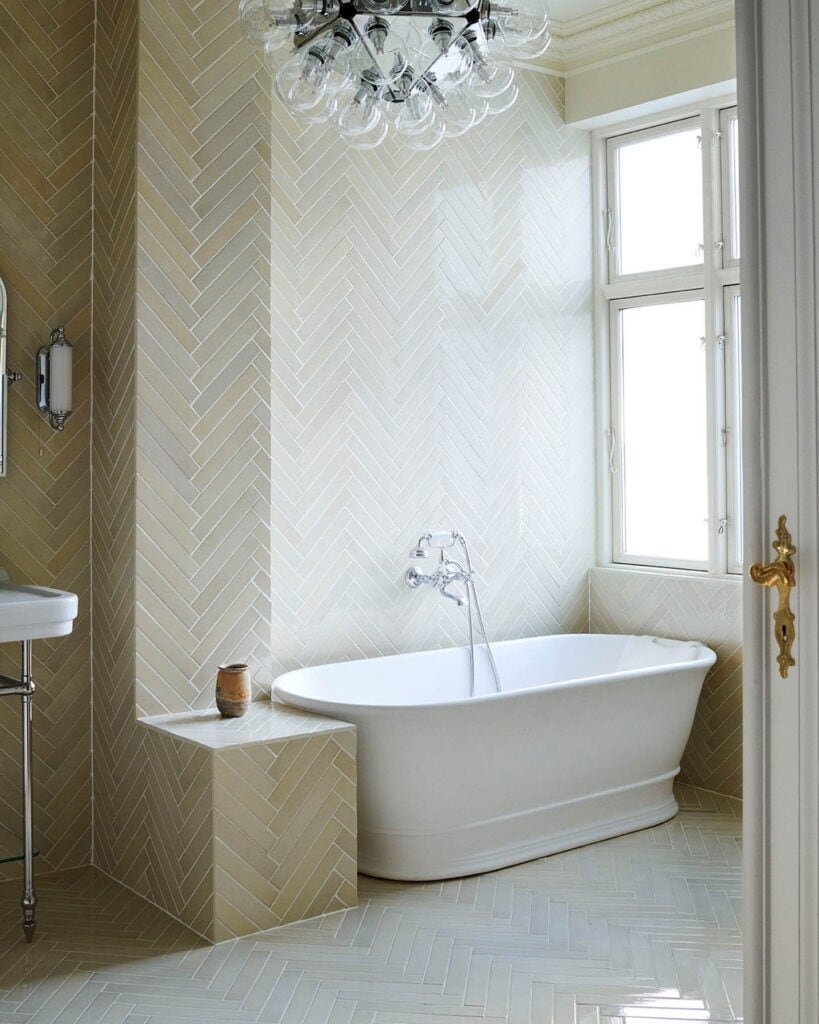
[590,568,743,798]
[90,0,140,887]
[133,0,274,716]
[213,731,357,941]
[0,0,95,879]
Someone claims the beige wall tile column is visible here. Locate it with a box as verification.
[0,0,95,878]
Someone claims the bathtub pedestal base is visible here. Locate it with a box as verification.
[359,773,679,881]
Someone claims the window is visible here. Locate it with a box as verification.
[597,105,741,574]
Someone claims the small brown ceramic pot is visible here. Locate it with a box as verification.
[215,663,251,718]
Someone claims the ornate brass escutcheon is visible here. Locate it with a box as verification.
[750,515,797,678]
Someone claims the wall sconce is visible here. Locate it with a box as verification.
[37,327,73,431]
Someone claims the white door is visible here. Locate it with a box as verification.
[739,0,819,1020]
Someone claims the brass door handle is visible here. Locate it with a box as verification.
[750,514,796,678]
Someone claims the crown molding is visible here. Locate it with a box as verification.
[529,0,735,76]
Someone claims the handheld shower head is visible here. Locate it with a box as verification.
[409,533,433,559]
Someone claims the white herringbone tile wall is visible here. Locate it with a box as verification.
[590,568,743,798]
[266,70,596,679]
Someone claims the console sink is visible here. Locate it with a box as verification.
[0,571,78,643]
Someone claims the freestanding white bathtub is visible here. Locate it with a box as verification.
[273,633,716,881]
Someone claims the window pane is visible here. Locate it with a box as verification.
[727,113,740,260]
[616,126,704,275]
[620,299,709,563]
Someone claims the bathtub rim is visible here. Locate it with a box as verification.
[272,632,718,712]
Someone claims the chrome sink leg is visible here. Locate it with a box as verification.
[20,640,36,942]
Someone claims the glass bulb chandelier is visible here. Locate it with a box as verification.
[239,0,551,149]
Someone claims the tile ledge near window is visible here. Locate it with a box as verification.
[593,564,744,587]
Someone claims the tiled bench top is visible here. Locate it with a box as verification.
[139,698,353,751]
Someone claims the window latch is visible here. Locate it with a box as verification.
[606,429,617,473]
[604,208,615,253]
[719,517,729,535]
[721,425,731,446]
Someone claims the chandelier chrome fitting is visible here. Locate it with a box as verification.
[239,0,551,149]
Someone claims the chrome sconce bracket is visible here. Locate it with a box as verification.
[37,327,73,432]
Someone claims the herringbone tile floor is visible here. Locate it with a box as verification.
[0,787,741,1024]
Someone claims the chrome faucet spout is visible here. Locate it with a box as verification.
[404,529,502,697]
[440,582,467,607]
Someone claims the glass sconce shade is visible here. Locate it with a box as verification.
[36,326,73,432]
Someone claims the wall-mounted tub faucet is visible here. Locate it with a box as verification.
[405,532,473,606]
[405,530,502,696]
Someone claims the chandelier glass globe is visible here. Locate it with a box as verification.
[239,0,552,149]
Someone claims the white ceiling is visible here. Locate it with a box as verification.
[548,0,627,22]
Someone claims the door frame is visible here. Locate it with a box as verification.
[738,0,819,1020]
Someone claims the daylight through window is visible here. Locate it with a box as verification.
[599,105,741,574]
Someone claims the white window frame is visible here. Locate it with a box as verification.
[609,289,711,572]
[594,98,742,576]
[606,115,705,287]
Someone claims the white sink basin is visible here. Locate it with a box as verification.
[0,571,78,643]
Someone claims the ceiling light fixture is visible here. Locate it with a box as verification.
[239,0,551,149]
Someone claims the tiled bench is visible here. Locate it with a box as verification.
[138,700,356,942]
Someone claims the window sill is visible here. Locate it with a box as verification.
[594,563,744,585]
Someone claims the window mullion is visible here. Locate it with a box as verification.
[608,303,626,563]
[724,286,743,573]
[700,107,725,574]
